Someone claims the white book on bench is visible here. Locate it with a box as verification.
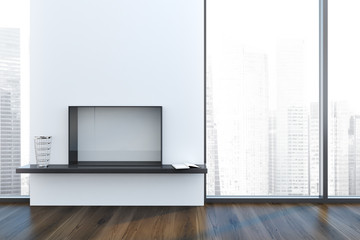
[172,163,189,169]
[172,163,199,169]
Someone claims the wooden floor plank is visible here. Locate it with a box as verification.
[1,203,360,240]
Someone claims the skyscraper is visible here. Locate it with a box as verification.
[274,40,309,195]
[328,101,350,196]
[242,50,269,195]
[213,48,269,195]
[0,28,21,195]
[348,115,360,195]
[268,111,276,195]
[309,102,319,195]
[206,61,221,195]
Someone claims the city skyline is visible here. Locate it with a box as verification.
[207,42,360,197]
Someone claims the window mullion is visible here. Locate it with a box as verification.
[320,0,328,200]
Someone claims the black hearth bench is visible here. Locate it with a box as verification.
[16,164,207,174]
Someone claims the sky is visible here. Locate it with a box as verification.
[207,0,319,111]
[207,0,360,113]
[328,0,360,113]
[0,0,29,28]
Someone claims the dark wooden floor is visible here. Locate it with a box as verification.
[1,203,360,239]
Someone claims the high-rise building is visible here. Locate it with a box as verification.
[328,101,350,196]
[206,61,221,196]
[242,50,269,195]
[268,111,276,195]
[309,102,319,195]
[348,115,360,195]
[0,28,21,195]
[213,48,269,195]
[274,40,309,195]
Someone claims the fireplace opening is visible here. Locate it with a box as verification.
[69,106,162,165]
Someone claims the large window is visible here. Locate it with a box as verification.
[0,0,29,197]
[206,0,319,197]
[328,0,360,197]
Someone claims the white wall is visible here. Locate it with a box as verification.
[30,0,204,205]
[30,0,204,165]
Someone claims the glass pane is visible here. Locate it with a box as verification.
[328,0,360,197]
[0,0,29,196]
[206,0,319,196]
